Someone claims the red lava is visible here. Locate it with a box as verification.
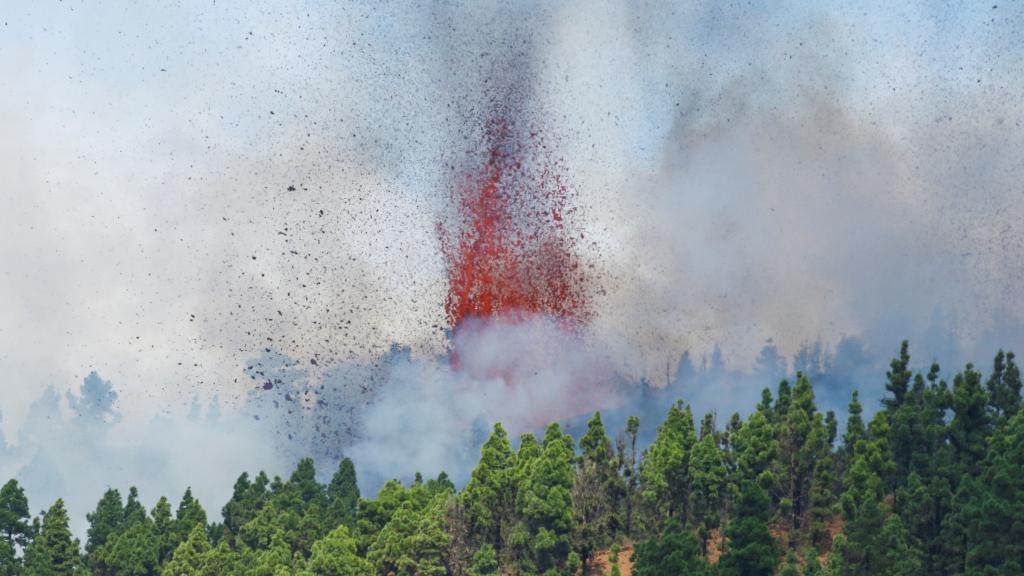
[439,117,590,355]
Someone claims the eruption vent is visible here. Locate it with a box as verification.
[440,117,590,338]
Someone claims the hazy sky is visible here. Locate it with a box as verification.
[3,0,1023,439]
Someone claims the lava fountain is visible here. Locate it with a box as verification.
[440,116,591,343]
[436,111,610,422]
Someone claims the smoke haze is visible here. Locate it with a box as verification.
[2,0,1023,530]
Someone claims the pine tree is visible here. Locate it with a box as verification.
[123,487,146,527]
[460,423,514,556]
[468,543,498,576]
[718,481,778,576]
[809,407,840,546]
[842,392,865,458]
[882,343,922,494]
[623,415,641,537]
[883,341,912,409]
[897,471,950,576]
[162,523,212,576]
[93,517,159,576]
[85,488,123,556]
[508,433,540,569]
[518,423,576,573]
[573,412,621,568]
[0,480,31,552]
[775,380,793,421]
[732,409,778,491]
[579,412,612,463]
[326,458,359,530]
[632,519,712,576]
[151,496,176,565]
[950,364,991,477]
[0,538,18,576]
[777,373,827,545]
[287,458,326,512]
[960,411,1024,575]
[22,499,84,576]
[221,471,270,541]
[355,480,408,554]
[756,388,774,419]
[875,514,922,576]
[572,459,607,572]
[305,524,371,576]
[175,488,207,539]
[836,437,918,576]
[253,530,296,575]
[202,540,240,575]
[0,479,30,576]
[689,430,726,555]
[987,350,1022,422]
[368,493,451,576]
[640,401,697,525]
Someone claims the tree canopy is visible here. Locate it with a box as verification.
[2,342,1021,576]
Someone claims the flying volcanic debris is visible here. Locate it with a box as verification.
[439,112,592,349]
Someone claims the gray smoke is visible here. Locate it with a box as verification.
[2,0,1023,517]
[0,374,288,538]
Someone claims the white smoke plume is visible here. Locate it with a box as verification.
[2,0,1023,520]
[345,315,622,488]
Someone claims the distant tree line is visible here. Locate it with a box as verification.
[1,342,1021,575]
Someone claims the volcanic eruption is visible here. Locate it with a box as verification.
[436,107,612,420]
[439,114,591,343]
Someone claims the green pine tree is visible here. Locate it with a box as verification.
[175,488,208,545]
[367,493,450,576]
[632,519,712,576]
[151,496,177,565]
[639,401,697,525]
[960,411,1024,575]
[0,480,31,552]
[517,423,576,573]
[221,471,270,542]
[468,543,498,576]
[950,364,991,477]
[85,488,123,556]
[460,423,515,556]
[326,458,360,530]
[689,428,726,555]
[718,481,778,576]
[987,350,1022,422]
[573,412,620,568]
[22,499,84,576]
[162,522,212,576]
[93,517,159,576]
[305,524,370,576]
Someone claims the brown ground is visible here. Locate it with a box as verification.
[580,532,721,576]
[586,544,635,575]
[817,516,844,566]
[706,528,724,564]
[770,521,792,552]
[578,516,843,575]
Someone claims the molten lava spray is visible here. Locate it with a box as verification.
[440,116,591,342]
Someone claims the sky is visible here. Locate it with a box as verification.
[2,0,1024,524]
